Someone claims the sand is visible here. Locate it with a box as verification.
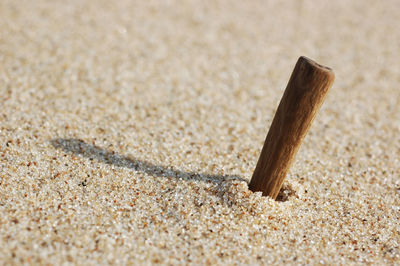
[1,0,399,264]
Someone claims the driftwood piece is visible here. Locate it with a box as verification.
[249,56,335,199]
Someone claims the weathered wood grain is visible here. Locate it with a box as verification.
[249,56,335,199]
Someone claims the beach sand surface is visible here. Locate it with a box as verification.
[1,0,399,264]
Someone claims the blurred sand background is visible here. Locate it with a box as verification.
[1,0,399,264]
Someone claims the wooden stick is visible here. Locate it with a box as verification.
[249,56,335,199]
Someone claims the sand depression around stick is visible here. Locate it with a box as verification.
[249,56,335,199]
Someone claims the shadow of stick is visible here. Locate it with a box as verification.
[50,138,247,184]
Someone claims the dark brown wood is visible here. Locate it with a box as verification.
[249,56,335,199]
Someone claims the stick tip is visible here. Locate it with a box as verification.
[298,56,334,75]
[297,56,335,84]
